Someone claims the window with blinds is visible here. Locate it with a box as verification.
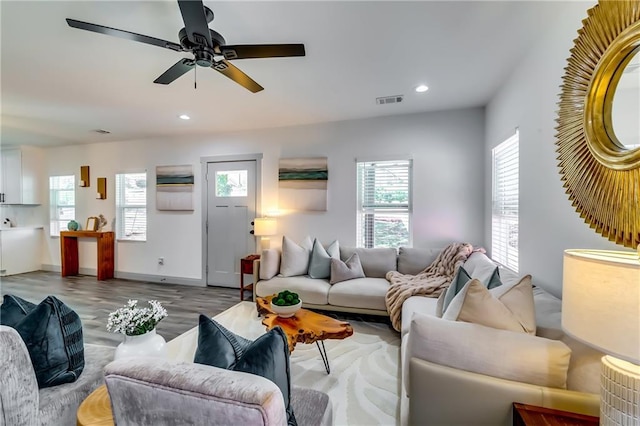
[492,130,519,272]
[356,159,412,248]
[115,172,147,241]
[49,175,75,236]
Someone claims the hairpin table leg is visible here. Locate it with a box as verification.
[316,341,330,374]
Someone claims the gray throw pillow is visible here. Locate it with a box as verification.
[439,267,502,315]
[308,239,339,279]
[330,253,365,284]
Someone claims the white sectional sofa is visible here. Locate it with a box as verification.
[253,243,603,425]
[253,246,441,316]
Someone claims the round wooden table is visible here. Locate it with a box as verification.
[76,385,114,426]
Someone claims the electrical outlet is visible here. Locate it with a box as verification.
[158,257,164,265]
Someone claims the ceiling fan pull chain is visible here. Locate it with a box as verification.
[194,64,197,90]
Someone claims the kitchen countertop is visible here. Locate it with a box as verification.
[0,225,44,231]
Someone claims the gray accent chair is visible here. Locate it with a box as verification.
[0,325,114,426]
[105,357,333,426]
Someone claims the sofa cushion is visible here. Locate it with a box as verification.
[256,276,330,305]
[195,325,297,425]
[308,239,339,279]
[12,296,85,389]
[330,253,365,284]
[0,294,37,326]
[280,236,313,277]
[443,276,535,334]
[328,277,389,311]
[340,247,397,278]
[462,252,501,284]
[406,312,571,389]
[401,295,439,337]
[194,316,253,369]
[260,248,281,280]
[397,247,441,275]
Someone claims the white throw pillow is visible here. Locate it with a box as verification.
[279,236,313,277]
[442,275,536,334]
[406,313,571,390]
[259,248,281,280]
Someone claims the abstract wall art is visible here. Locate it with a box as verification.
[156,165,194,211]
[278,157,328,211]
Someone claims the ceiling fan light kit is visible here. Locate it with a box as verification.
[66,0,305,92]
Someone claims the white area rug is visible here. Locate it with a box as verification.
[169,302,401,426]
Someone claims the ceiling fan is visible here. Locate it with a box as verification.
[66,0,305,92]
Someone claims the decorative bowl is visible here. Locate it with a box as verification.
[270,299,302,318]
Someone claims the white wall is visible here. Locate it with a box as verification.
[485,0,631,298]
[42,107,486,284]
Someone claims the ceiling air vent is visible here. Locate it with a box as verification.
[94,129,111,134]
[376,95,403,105]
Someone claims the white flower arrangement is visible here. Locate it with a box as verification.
[106,299,168,336]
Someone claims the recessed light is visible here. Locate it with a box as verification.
[179,114,191,120]
[415,85,429,93]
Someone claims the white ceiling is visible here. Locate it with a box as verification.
[1,1,564,148]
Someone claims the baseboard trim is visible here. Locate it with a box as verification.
[40,264,205,287]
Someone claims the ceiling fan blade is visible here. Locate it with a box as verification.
[212,60,263,93]
[154,59,196,85]
[177,0,213,48]
[66,19,183,52]
[220,44,306,60]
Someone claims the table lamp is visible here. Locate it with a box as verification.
[253,217,277,250]
[562,249,640,425]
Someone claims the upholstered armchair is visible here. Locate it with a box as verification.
[104,357,333,426]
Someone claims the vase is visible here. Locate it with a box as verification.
[114,329,167,360]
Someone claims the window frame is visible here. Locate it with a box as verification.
[491,130,519,272]
[356,158,413,249]
[115,171,147,242]
[49,175,75,237]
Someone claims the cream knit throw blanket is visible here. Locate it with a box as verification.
[385,242,475,332]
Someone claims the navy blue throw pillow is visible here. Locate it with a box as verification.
[195,316,297,425]
[194,314,252,368]
[0,294,37,326]
[12,296,85,388]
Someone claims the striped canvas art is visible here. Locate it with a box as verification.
[279,157,328,211]
[156,165,194,211]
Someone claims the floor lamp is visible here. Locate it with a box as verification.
[253,217,277,251]
[562,249,640,425]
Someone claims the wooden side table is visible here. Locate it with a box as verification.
[513,403,599,425]
[240,254,260,301]
[60,231,114,280]
[77,385,114,426]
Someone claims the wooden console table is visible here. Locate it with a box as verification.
[60,231,114,280]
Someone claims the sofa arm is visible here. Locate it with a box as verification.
[104,357,287,426]
[0,326,39,426]
[405,313,572,393]
[409,358,599,426]
[253,259,261,300]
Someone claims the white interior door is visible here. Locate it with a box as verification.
[206,160,256,287]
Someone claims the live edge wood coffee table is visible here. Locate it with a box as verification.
[256,296,354,374]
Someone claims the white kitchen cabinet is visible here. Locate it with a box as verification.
[0,146,44,205]
[0,227,43,276]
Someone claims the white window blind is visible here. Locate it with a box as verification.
[115,172,147,241]
[492,131,519,272]
[356,159,412,248]
[49,175,75,236]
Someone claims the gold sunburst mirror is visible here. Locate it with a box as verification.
[556,0,640,248]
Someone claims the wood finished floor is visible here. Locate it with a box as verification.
[0,271,242,346]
